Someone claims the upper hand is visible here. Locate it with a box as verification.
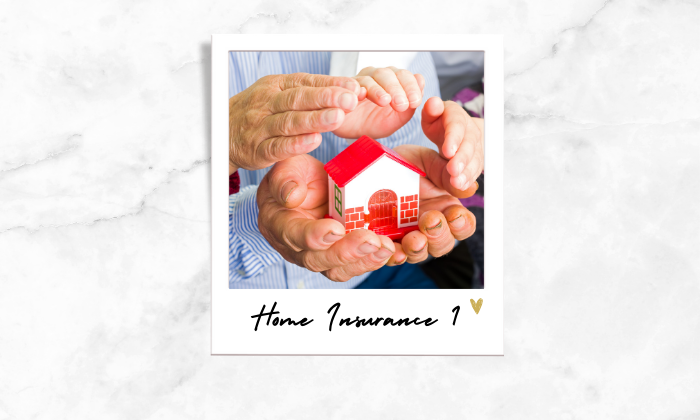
[390,145,479,265]
[229,73,362,175]
[332,66,425,140]
[257,154,408,282]
[421,97,484,191]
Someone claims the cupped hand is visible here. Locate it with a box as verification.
[229,73,362,175]
[391,145,479,264]
[257,154,408,282]
[332,66,426,140]
[421,97,484,191]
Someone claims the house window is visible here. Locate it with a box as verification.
[334,185,342,216]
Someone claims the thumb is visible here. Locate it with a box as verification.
[267,154,315,208]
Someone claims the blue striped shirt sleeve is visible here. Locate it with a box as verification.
[229,186,283,284]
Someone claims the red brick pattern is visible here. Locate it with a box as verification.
[400,194,419,224]
[344,206,366,233]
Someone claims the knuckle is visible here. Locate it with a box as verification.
[396,69,412,78]
[301,252,323,272]
[319,87,333,106]
[374,67,392,77]
[324,268,348,282]
[430,246,450,258]
[334,246,356,265]
[281,229,303,253]
[258,75,275,85]
[274,112,294,136]
[289,90,304,110]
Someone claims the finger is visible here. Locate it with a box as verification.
[355,71,392,107]
[432,101,468,160]
[263,108,345,138]
[387,241,407,266]
[372,67,409,112]
[358,86,368,102]
[401,230,429,264]
[301,228,384,273]
[406,146,477,199]
[442,205,477,241]
[267,154,311,208]
[261,208,346,253]
[391,68,422,109]
[415,73,425,94]
[323,235,396,281]
[418,210,455,258]
[269,86,358,114]
[265,153,330,217]
[280,73,360,95]
[451,154,483,191]
[256,133,322,171]
[421,96,445,127]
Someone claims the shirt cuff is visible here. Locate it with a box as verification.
[229,186,283,282]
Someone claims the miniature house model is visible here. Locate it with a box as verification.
[324,135,425,240]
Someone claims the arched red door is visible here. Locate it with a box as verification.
[368,189,398,231]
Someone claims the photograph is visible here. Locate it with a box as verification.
[227,51,486,290]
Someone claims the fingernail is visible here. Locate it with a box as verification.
[410,242,427,254]
[374,247,392,259]
[323,232,343,244]
[425,219,443,234]
[323,109,341,125]
[455,174,466,190]
[281,181,297,203]
[304,133,318,145]
[380,94,391,104]
[394,95,408,106]
[448,214,466,229]
[395,255,407,264]
[359,242,379,255]
[344,81,359,94]
[408,93,421,104]
[339,93,355,110]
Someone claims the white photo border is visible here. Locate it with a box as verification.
[212,35,503,355]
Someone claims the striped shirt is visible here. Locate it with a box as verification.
[229,51,440,289]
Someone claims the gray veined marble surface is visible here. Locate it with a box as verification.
[1,0,699,418]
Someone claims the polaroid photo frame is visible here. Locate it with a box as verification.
[212,35,503,355]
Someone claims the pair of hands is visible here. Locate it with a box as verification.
[229,66,484,282]
[257,145,480,282]
[228,67,484,191]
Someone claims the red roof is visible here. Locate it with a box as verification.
[324,135,426,187]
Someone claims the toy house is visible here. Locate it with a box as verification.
[324,135,425,241]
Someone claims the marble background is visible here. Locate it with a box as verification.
[1,0,699,418]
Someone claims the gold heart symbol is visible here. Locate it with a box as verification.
[470,298,483,314]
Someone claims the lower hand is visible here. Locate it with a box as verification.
[257,154,408,282]
[390,145,479,264]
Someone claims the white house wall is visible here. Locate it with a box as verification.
[344,155,420,228]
